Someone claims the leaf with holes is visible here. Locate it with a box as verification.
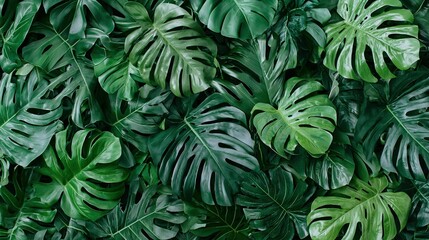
[0,168,56,239]
[184,202,251,239]
[86,182,186,240]
[190,0,278,39]
[307,176,411,240]
[0,65,75,167]
[212,35,297,114]
[0,0,41,72]
[237,167,316,239]
[149,94,259,206]
[105,87,171,153]
[124,2,217,97]
[324,0,420,82]
[356,72,429,181]
[252,77,337,157]
[35,129,128,221]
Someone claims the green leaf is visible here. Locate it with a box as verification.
[184,202,251,239]
[307,143,355,190]
[237,167,316,239]
[106,87,171,153]
[213,35,297,113]
[356,72,429,180]
[0,168,56,239]
[23,23,103,127]
[0,0,41,72]
[92,46,141,101]
[324,0,420,82]
[0,65,75,167]
[36,129,129,221]
[307,176,411,240]
[124,2,217,97]
[190,0,278,39]
[87,182,186,240]
[411,180,429,228]
[149,94,259,206]
[0,154,9,186]
[45,0,115,41]
[252,77,337,157]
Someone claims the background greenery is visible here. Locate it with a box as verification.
[0,0,428,239]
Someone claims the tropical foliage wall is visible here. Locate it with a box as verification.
[0,0,429,239]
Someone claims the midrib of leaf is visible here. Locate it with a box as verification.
[232,0,253,37]
[203,205,241,233]
[152,18,205,78]
[320,189,388,234]
[110,205,168,238]
[183,117,230,181]
[112,95,146,127]
[342,20,403,52]
[413,182,429,204]
[252,179,290,215]
[276,106,325,153]
[386,105,429,156]
[0,69,67,130]
[62,139,116,188]
[52,26,92,93]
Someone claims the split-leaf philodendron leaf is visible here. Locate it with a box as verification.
[0,0,427,239]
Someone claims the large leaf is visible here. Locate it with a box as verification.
[35,129,129,221]
[87,182,186,240]
[149,94,259,206]
[0,168,56,239]
[356,72,429,180]
[213,35,297,113]
[0,0,41,72]
[307,176,411,240]
[106,87,171,153]
[184,202,250,239]
[252,77,337,157]
[23,23,103,127]
[237,167,316,239]
[0,65,75,167]
[44,0,115,41]
[124,2,217,97]
[324,0,420,82]
[190,0,278,39]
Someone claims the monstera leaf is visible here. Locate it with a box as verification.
[307,176,411,240]
[252,77,337,157]
[0,168,56,239]
[213,35,297,113]
[44,0,114,41]
[190,0,278,39]
[324,0,420,82]
[35,129,129,221]
[149,94,259,206]
[87,182,186,240]
[23,22,103,127]
[124,2,217,97]
[106,87,171,153]
[237,167,316,239]
[307,141,355,190]
[0,65,76,167]
[184,202,250,239]
[356,72,429,181]
[0,0,41,72]
[92,46,142,101]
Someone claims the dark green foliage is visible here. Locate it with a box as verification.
[0,0,428,239]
